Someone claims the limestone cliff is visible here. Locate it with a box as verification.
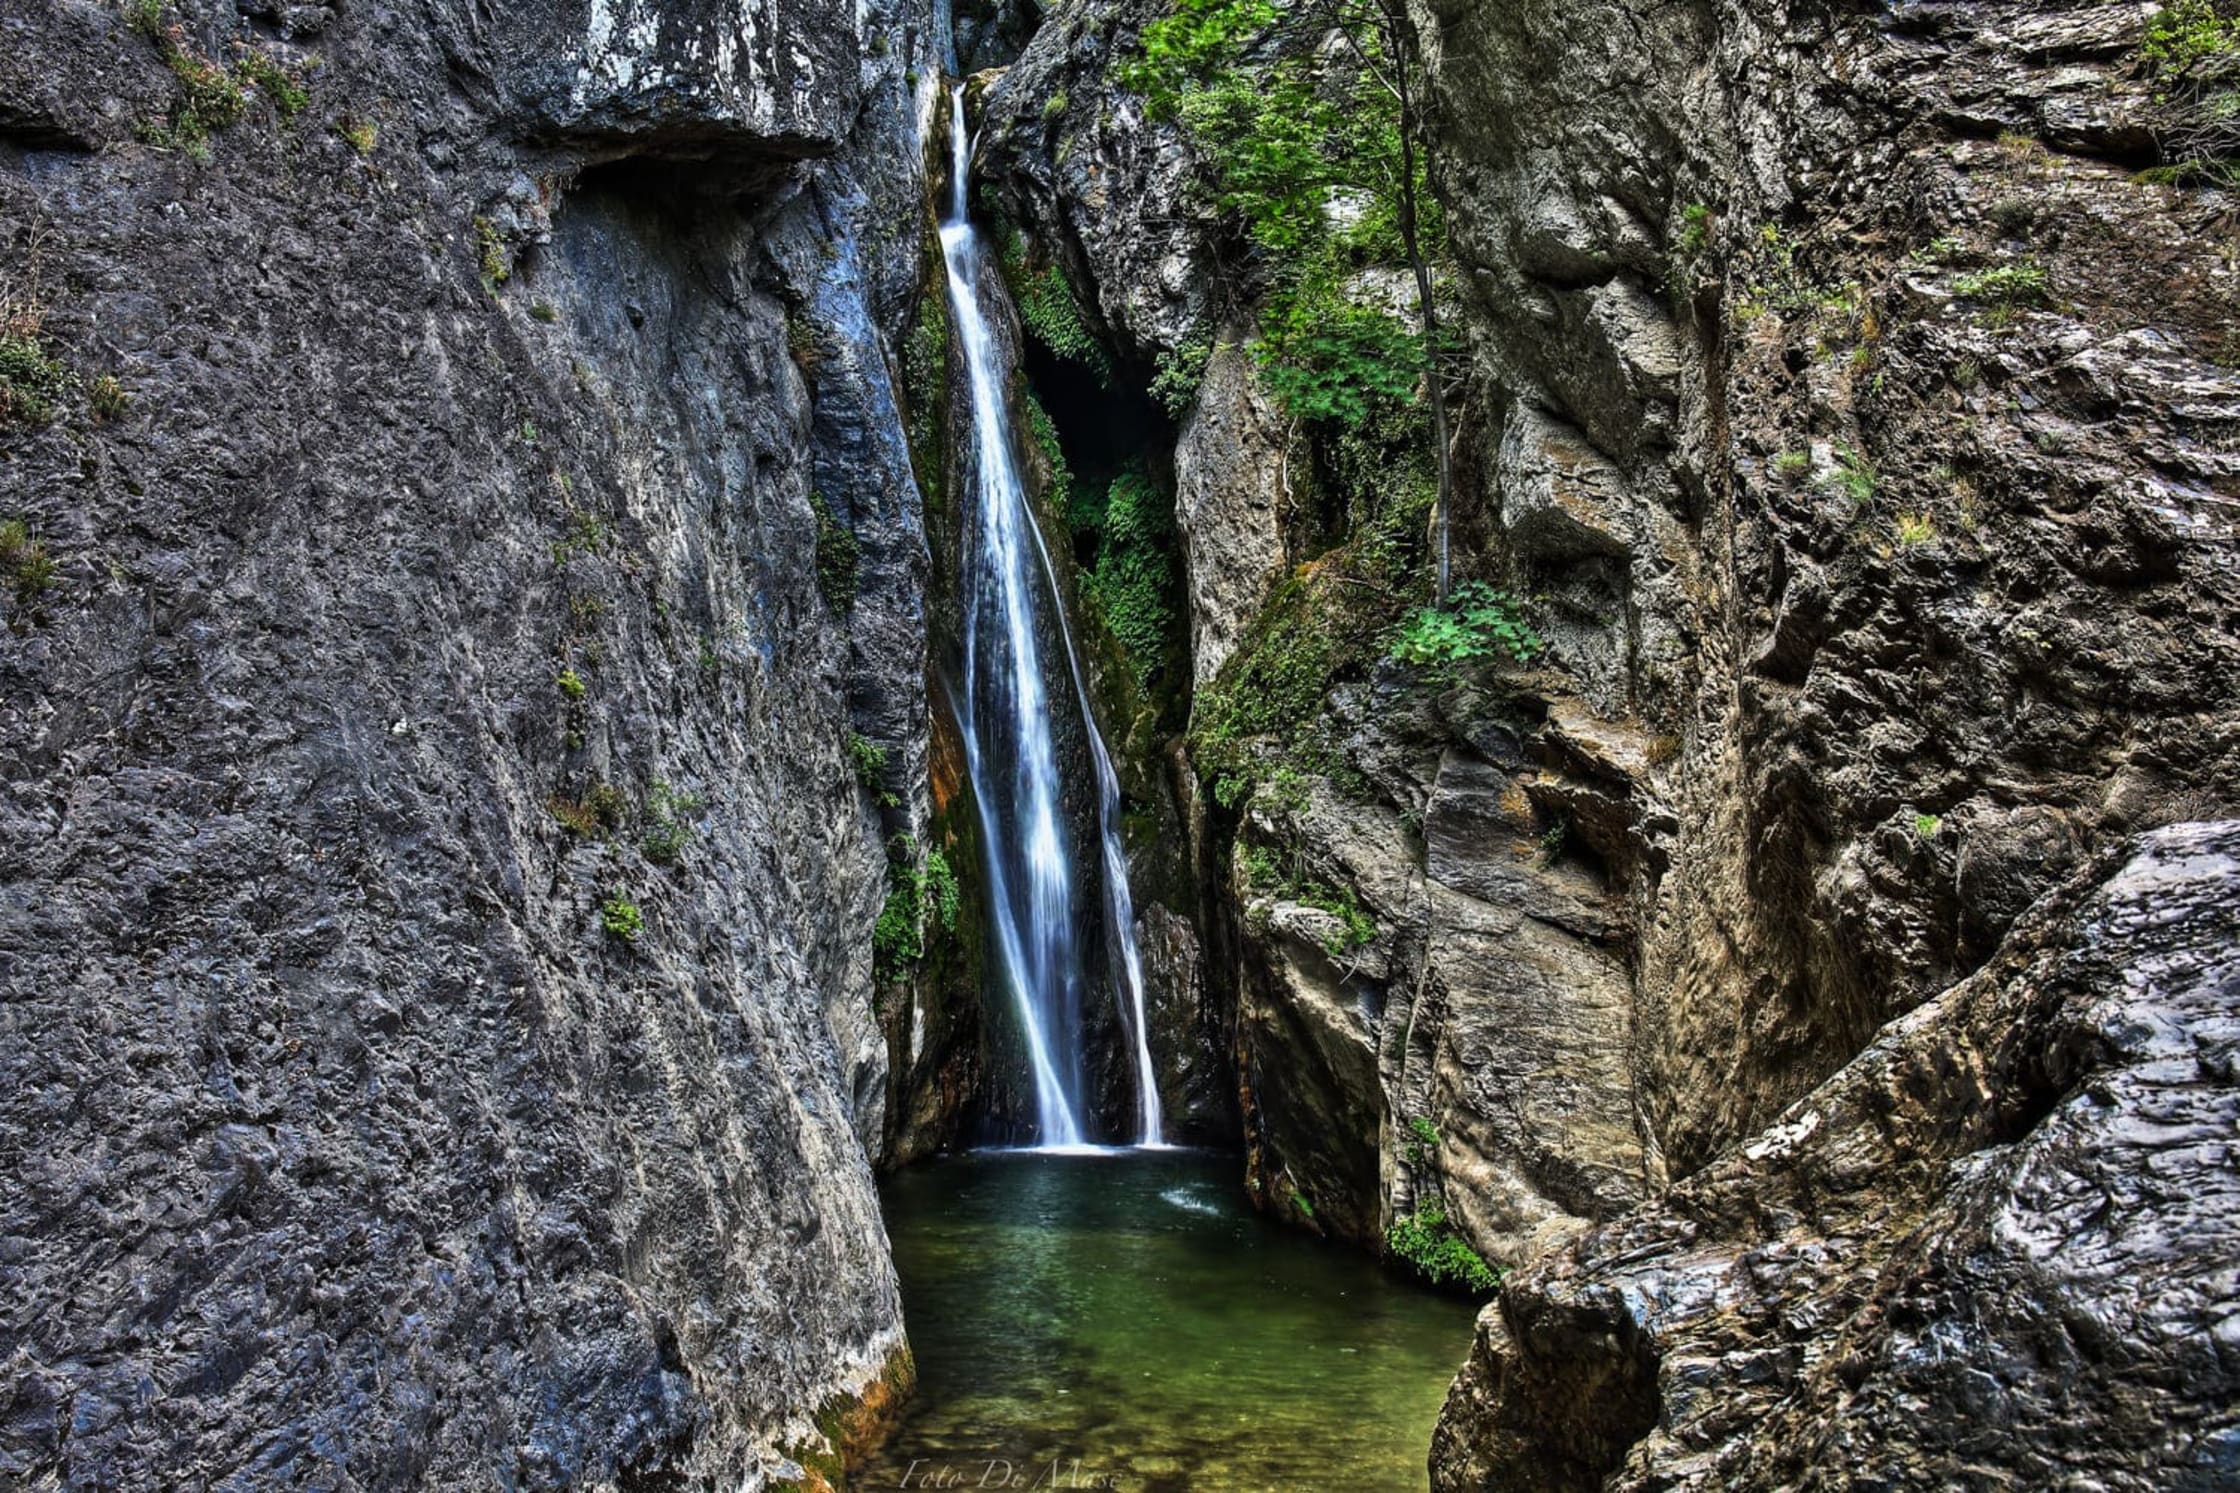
[0,0,944,1485]
[983,0,2240,1480]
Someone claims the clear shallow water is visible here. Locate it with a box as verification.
[860,1149,1476,1492]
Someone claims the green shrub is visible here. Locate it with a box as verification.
[0,519,57,608]
[1390,581,1544,668]
[1821,444,1877,504]
[642,781,705,864]
[600,896,644,943]
[1257,282,1421,430]
[1150,336,1213,418]
[556,667,586,700]
[1914,812,1943,839]
[1403,1116,1441,1170]
[812,492,860,612]
[1773,450,1812,483]
[1082,473,1178,689]
[1952,260,2050,309]
[2143,0,2240,179]
[1386,1205,1497,1294]
[847,733,899,808]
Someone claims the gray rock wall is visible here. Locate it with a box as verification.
[0,0,943,1486]
[1432,821,2240,1491]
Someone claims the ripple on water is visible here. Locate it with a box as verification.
[860,1149,1477,1492]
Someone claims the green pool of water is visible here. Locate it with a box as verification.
[859,1148,1478,1492]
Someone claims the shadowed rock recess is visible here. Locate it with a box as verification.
[4,0,2238,1486]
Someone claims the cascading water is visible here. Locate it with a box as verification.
[940,87,1164,1149]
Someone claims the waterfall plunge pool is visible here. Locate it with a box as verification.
[858,1149,1477,1491]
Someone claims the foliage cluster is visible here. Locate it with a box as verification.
[1077,472,1178,689]
[0,519,58,610]
[1121,0,1440,436]
[903,275,951,511]
[875,839,960,980]
[1238,835,1378,957]
[1389,581,1544,668]
[1952,259,2050,313]
[1149,336,1214,418]
[2142,0,2240,182]
[128,5,308,155]
[847,733,898,808]
[998,229,1111,381]
[641,782,705,864]
[812,492,861,613]
[600,895,644,943]
[1386,1204,1498,1293]
[549,781,627,838]
[0,331,71,429]
[1188,459,1428,808]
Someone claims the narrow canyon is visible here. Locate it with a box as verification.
[1,0,2235,1489]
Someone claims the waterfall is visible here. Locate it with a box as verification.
[940,86,1164,1149]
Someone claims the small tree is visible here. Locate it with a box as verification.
[1125,0,1459,598]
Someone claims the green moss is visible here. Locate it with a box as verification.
[874,838,960,981]
[812,492,861,613]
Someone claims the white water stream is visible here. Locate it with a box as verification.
[940,86,1164,1148]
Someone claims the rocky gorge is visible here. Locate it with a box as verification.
[2,0,2236,1488]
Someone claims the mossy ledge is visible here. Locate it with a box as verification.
[772,1343,918,1493]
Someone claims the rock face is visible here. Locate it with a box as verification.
[1433,821,2240,1491]
[1231,673,1655,1259]
[0,0,942,1486]
[1411,0,2240,1177]
[982,0,2240,1482]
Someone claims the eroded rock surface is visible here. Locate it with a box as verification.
[0,0,943,1486]
[1433,821,2240,1491]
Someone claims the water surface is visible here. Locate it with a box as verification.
[860,1149,1476,1491]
